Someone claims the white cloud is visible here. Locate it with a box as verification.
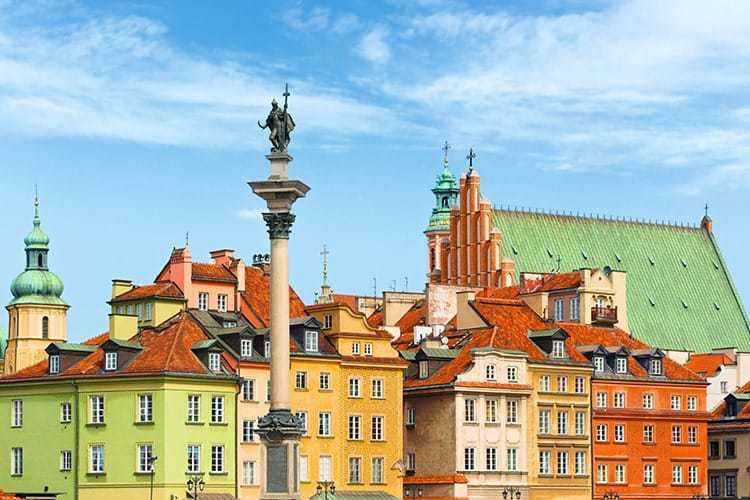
[675,164,750,196]
[236,209,263,220]
[332,13,360,34]
[281,6,330,32]
[356,26,391,64]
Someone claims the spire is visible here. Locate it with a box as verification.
[426,142,460,234]
[701,202,713,232]
[321,244,330,287]
[24,189,49,250]
[33,184,40,227]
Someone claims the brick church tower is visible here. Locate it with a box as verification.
[425,144,459,283]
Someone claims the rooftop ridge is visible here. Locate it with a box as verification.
[493,204,701,230]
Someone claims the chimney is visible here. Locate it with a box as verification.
[210,249,235,267]
[168,247,193,302]
[109,313,138,341]
[456,290,487,330]
[500,258,515,288]
[111,279,134,300]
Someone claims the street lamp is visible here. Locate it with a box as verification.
[502,486,522,499]
[317,480,336,500]
[603,493,620,500]
[187,473,206,499]
[147,455,158,500]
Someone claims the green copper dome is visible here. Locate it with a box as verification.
[8,196,67,307]
[426,155,459,233]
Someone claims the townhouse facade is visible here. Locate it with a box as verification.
[708,382,750,498]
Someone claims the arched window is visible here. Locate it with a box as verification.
[38,254,44,268]
[42,316,49,339]
[441,196,449,208]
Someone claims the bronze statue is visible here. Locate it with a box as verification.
[259,83,295,152]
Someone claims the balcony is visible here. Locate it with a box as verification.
[591,306,618,326]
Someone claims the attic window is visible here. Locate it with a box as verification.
[581,250,588,260]
[419,361,428,379]
[208,352,221,372]
[546,248,554,258]
[681,299,688,309]
[223,321,237,328]
[680,258,688,268]
[551,340,565,359]
[49,354,60,374]
[615,253,622,263]
[713,261,720,270]
[240,339,252,358]
[511,245,518,255]
[593,356,605,373]
[648,256,655,266]
[616,357,627,374]
[649,358,662,376]
[648,297,656,307]
[714,302,721,311]
[305,330,319,353]
[104,352,118,371]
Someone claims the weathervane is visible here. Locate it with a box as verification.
[258,83,296,152]
[466,148,477,172]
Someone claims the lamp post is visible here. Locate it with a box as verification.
[502,486,522,500]
[147,455,158,500]
[187,473,206,499]
[316,480,336,500]
[602,492,620,500]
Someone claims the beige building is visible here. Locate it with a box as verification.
[709,384,750,498]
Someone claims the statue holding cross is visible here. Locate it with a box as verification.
[258,83,296,153]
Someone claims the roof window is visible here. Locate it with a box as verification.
[648,297,656,307]
[680,258,688,268]
[648,256,655,266]
[615,253,622,263]
[581,250,588,260]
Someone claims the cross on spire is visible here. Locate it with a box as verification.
[442,141,451,166]
[704,203,709,217]
[321,244,330,286]
[466,148,477,170]
[185,231,190,247]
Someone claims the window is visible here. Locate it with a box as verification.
[710,475,721,496]
[211,445,224,473]
[615,464,625,483]
[539,450,551,474]
[188,395,201,423]
[554,298,564,321]
[319,372,330,390]
[208,352,221,372]
[557,376,568,392]
[574,376,585,394]
[721,381,728,394]
[145,303,153,321]
[688,426,697,444]
[507,448,518,471]
[507,366,518,382]
[597,464,608,483]
[406,407,415,426]
[348,378,361,398]
[649,358,662,375]
[60,450,72,471]
[464,447,475,470]
[323,314,332,330]
[486,363,496,380]
[594,356,605,372]
[198,292,209,311]
[304,331,318,352]
[486,448,497,471]
[672,465,682,484]
[575,411,586,435]
[671,395,681,410]
[614,392,625,408]
[295,412,308,434]
[264,340,271,358]
[104,351,118,371]
[60,402,71,423]
[596,424,608,442]
[596,392,607,408]
[671,425,682,443]
[50,354,60,374]
[507,400,519,424]
[687,395,697,411]
[557,451,569,475]
[372,457,384,484]
[644,464,655,484]
[372,379,384,399]
[138,394,153,423]
[187,445,201,474]
[127,304,133,315]
[11,448,23,476]
[348,457,362,483]
[240,339,252,358]
[295,371,308,390]
[241,379,254,401]
[540,375,550,392]
[709,441,720,459]
[136,303,142,319]
[616,357,627,374]
[211,396,224,424]
[419,361,428,379]
[352,343,360,355]
[223,320,237,328]
[552,340,565,358]
[557,411,568,435]
[642,393,654,409]
[575,451,586,476]
[11,400,22,427]
[688,465,698,485]
[726,474,737,496]
[318,412,331,436]
[90,395,105,424]
[464,399,476,422]
[486,400,498,423]
[614,424,625,442]
[265,380,270,401]
[42,316,49,338]
[243,460,257,485]
[539,409,550,434]
[217,294,227,312]
[725,440,736,458]
[371,416,384,441]
[364,343,373,356]
[242,420,255,442]
[348,415,361,440]
[137,444,154,473]
[406,453,416,472]
[89,444,104,473]
[319,455,332,481]
[643,425,654,443]
[570,296,580,320]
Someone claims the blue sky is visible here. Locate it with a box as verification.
[1,0,750,342]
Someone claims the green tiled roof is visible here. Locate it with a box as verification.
[492,209,750,352]
[420,347,458,359]
[50,342,97,353]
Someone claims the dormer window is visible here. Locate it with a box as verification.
[419,361,428,379]
[323,314,332,330]
[649,358,662,376]
[552,340,565,359]
[594,356,605,373]
[49,354,60,374]
[104,352,118,371]
[208,352,221,372]
[240,339,252,358]
[486,364,496,380]
[616,357,627,374]
[305,331,318,353]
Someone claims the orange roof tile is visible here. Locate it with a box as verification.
[367,308,384,328]
[331,294,359,311]
[240,266,306,328]
[110,282,184,303]
[685,353,732,377]
[520,271,581,294]
[192,262,237,282]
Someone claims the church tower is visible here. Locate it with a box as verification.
[4,195,68,374]
[425,142,459,283]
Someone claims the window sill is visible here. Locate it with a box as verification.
[86,472,106,477]
[210,472,229,476]
[317,435,334,439]
[185,421,205,426]
[86,423,106,428]
[318,389,333,392]
[294,388,309,392]
[134,421,154,426]
[134,471,155,476]
[60,469,72,473]
[240,484,260,488]
[209,422,228,426]
[240,400,260,404]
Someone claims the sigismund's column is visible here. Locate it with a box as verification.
[250,85,309,500]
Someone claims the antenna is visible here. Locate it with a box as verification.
[390,280,397,292]
[372,277,377,298]
[185,231,190,247]
[404,276,409,291]
[320,244,330,286]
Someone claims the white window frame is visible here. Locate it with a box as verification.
[138,393,153,423]
[217,294,227,313]
[419,361,428,379]
[672,464,683,484]
[539,409,550,434]
[371,378,384,399]
[507,400,519,424]
[60,450,72,471]
[557,451,568,475]
[242,379,254,401]
[319,372,331,390]
[486,363,496,380]
[594,356,605,372]
[319,455,332,481]
[570,296,580,320]
[242,420,255,442]
[351,342,360,355]
[49,354,60,374]
[644,464,655,484]
[11,447,23,476]
[616,356,627,374]
[596,392,607,408]
[507,448,518,471]
[464,399,476,423]
[198,292,209,311]
[304,330,318,352]
[187,394,201,423]
[211,396,224,424]
[243,460,257,485]
[348,456,362,484]
[90,395,105,424]
[240,339,253,358]
[60,402,72,423]
[554,298,564,321]
[187,444,201,474]
[687,395,697,411]
[614,424,625,442]
[643,393,654,409]
[486,447,497,471]
[575,411,585,436]
[372,457,384,484]
[211,444,225,474]
[318,412,332,436]
[364,343,373,356]
[539,450,551,475]
[104,351,118,371]
[552,340,565,359]
[11,400,22,427]
[89,444,104,474]
[540,375,550,392]
[137,443,154,473]
[295,371,308,390]
[650,358,662,375]
[486,399,498,423]
[614,392,625,408]
[507,365,518,383]
[557,375,568,392]
[405,407,415,426]
[615,464,626,483]
[596,424,608,442]
[371,415,384,441]
[464,447,475,470]
[557,410,568,435]
[208,352,221,372]
[348,377,361,398]
[348,415,361,440]
[643,424,654,443]
[597,464,608,484]
[575,451,586,476]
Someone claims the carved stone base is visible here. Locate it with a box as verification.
[267,152,293,180]
[257,410,302,500]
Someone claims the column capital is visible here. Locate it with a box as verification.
[263,212,296,240]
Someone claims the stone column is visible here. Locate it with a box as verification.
[250,152,310,500]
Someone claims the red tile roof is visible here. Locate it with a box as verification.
[240,266,306,328]
[685,353,732,377]
[110,282,184,302]
[331,294,359,311]
[520,271,581,294]
[367,308,384,328]
[192,262,237,282]
[391,300,427,347]
[0,491,20,500]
